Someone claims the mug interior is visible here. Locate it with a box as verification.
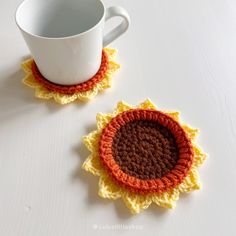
[15,0,105,38]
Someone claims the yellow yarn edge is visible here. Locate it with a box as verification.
[82,99,207,214]
[21,48,120,104]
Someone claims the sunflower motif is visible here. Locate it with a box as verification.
[82,99,207,214]
[21,48,120,104]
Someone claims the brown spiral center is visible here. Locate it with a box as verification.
[112,120,179,180]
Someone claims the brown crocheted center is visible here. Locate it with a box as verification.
[100,109,194,193]
[112,120,179,180]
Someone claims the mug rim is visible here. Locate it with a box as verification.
[15,0,105,40]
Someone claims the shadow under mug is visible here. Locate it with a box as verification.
[15,0,130,85]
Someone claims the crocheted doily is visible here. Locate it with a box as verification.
[21,48,120,104]
[82,99,207,214]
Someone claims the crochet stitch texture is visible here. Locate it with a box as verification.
[21,48,120,104]
[82,99,207,214]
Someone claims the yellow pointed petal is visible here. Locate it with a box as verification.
[77,88,98,102]
[138,98,156,109]
[107,61,120,74]
[96,113,114,130]
[98,174,121,199]
[96,75,112,90]
[83,130,101,152]
[22,73,41,88]
[82,154,102,176]
[183,125,199,141]
[165,111,180,121]
[192,144,207,168]
[122,192,152,214]
[35,87,53,100]
[21,59,33,73]
[104,48,117,60]
[177,168,201,193]
[102,76,112,88]
[53,93,77,104]
[152,188,179,209]
[115,101,133,114]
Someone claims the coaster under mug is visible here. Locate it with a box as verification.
[21,48,120,104]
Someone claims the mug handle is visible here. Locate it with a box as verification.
[103,6,130,47]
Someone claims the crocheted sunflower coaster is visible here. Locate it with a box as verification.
[82,99,207,214]
[21,48,120,104]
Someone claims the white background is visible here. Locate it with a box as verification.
[0,0,236,235]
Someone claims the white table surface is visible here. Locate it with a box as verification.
[1,0,236,235]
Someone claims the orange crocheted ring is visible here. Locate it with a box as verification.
[31,50,109,94]
[99,109,194,194]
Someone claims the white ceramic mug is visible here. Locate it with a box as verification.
[15,0,130,85]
